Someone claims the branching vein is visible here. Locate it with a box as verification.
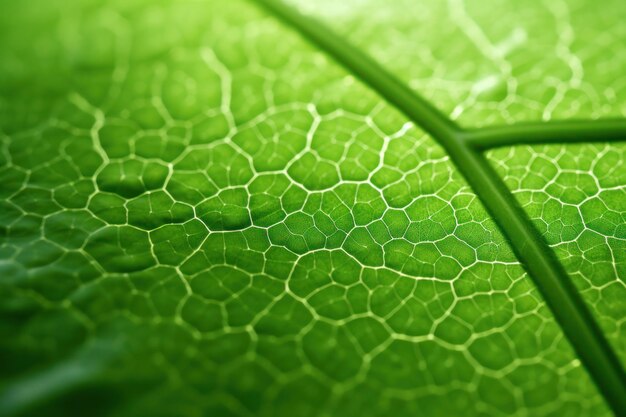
[251,0,626,415]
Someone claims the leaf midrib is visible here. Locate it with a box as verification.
[249,0,626,415]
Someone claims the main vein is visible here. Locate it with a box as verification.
[250,0,626,415]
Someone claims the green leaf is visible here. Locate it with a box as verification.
[0,0,624,416]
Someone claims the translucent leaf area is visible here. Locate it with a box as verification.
[287,0,626,126]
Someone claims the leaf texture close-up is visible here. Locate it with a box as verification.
[0,0,625,416]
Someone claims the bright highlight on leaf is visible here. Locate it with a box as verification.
[0,0,625,416]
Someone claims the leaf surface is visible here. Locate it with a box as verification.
[0,0,624,416]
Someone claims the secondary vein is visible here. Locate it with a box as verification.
[464,119,626,149]
[250,0,626,415]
